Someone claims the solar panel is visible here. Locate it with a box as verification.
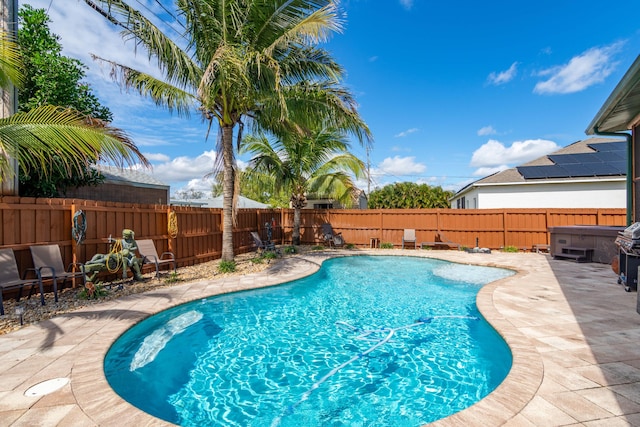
[561,163,595,176]
[517,166,548,179]
[588,141,627,152]
[545,165,572,178]
[548,154,580,164]
[566,153,602,164]
[586,163,624,176]
[593,151,626,162]
[607,161,627,174]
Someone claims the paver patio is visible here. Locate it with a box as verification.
[1,250,639,426]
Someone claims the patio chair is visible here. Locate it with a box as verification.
[137,239,176,278]
[0,248,41,316]
[29,244,86,305]
[435,232,461,250]
[321,223,345,248]
[250,231,281,256]
[402,229,417,249]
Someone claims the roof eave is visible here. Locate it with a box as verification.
[586,55,640,134]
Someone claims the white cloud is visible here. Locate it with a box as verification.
[394,128,418,138]
[534,42,624,94]
[477,125,497,136]
[487,62,518,86]
[470,138,559,168]
[378,156,426,175]
[143,153,171,162]
[149,150,217,184]
[399,0,414,10]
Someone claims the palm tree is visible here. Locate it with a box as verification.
[0,31,148,187]
[241,127,365,245]
[83,0,371,261]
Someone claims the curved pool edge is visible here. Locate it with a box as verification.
[68,250,544,426]
[427,258,543,427]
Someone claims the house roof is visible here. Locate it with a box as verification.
[586,55,640,134]
[96,165,169,189]
[454,137,626,196]
[170,195,268,209]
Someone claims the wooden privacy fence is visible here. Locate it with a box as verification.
[0,196,626,276]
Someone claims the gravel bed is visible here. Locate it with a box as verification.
[0,248,316,335]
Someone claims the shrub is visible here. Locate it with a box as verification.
[264,251,278,259]
[311,245,325,251]
[284,246,297,254]
[78,282,108,300]
[503,245,519,253]
[218,260,236,273]
[380,242,394,249]
[164,272,180,284]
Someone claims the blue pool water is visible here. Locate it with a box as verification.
[105,256,515,426]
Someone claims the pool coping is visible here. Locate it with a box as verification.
[1,249,637,426]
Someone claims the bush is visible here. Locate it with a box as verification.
[284,246,297,254]
[503,245,519,253]
[78,283,108,300]
[164,272,180,284]
[264,251,278,259]
[380,242,394,249]
[311,245,325,251]
[218,260,236,273]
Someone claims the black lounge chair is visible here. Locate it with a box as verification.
[435,232,461,250]
[30,244,86,305]
[137,239,177,278]
[322,223,345,248]
[250,232,281,256]
[0,248,40,316]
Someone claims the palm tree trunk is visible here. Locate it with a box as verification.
[221,124,235,261]
[292,206,301,245]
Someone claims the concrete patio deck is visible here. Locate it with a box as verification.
[1,250,640,426]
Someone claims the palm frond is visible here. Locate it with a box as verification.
[91,54,196,116]
[83,0,201,89]
[0,105,148,181]
[0,31,24,90]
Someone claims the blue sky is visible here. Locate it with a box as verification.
[23,0,640,197]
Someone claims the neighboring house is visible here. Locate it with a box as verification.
[303,189,368,209]
[586,55,640,223]
[170,195,268,209]
[64,165,170,205]
[450,137,626,209]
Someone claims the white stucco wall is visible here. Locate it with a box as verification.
[451,179,625,209]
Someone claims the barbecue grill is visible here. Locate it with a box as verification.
[615,222,640,292]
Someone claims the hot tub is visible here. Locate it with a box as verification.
[548,225,625,264]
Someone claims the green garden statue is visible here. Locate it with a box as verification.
[85,229,144,282]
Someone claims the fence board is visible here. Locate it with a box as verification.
[0,197,627,274]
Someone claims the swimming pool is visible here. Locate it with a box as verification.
[105,255,514,426]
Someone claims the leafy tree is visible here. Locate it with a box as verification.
[241,127,365,245]
[0,32,149,193]
[18,6,111,120]
[369,182,453,209]
[211,169,290,207]
[84,0,371,261]
[174,189,205,200]
[17,5,116,196]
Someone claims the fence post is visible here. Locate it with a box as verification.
[70,203,79,288]
[502,211,507,249]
